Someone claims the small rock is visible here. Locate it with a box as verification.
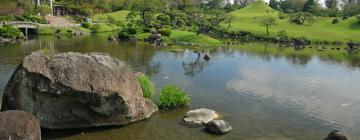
[203,55,210,60]
[0,110,41,140]
[324,130,348,140]
[205,120,232,135]
[184,108,218,127]
[108,36,117,41]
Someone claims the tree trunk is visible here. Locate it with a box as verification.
[266,26,269,35]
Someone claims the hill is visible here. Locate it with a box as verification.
[229,1,360,42]
[92,10,131,22]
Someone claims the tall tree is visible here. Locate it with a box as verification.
[260,17,277,35]
[303,0,316,12]
[269,0,280,10]
[130,0,161,27]
[325,0,338,9]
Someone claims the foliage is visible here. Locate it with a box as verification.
[130,0,162,27]
[90,24,101,33]
[82,22,92,29]
[118,24,138,39]
[0,16,15,21]
[276,30,288,41]
[22,14,47,24]
[356,16,360,24]
[158,28,172,36]
[157,85,190,109]
[0,25,22,38]
[156,14,171,25]
[332,18,339,24]
[107,15,116,25]
[79,8,94,17]
[303,0,316,12]
[137,75,155,99]
[36,5,51,16]
[289,12,315,25]
[260,17,277,35]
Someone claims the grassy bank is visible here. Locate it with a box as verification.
[37,27,91,35]
[228,1,360,42]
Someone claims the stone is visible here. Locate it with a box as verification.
[1,51,157,129]
[205,120,232,135]
[0,110,41,140]
[183,108,218,127]
[108,36,117,41]
[324,130,348,140]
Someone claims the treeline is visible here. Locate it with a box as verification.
[269,0,360,17]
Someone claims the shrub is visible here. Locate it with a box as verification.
[79,8,94,17]
[276,30,288,41]
[157,14,171,25]
[118,25,137,39]
[356,16,360,23]
[55,29,61,34]
[342,16,349,20]
[158,85,190,109]
[158,28,172,37]
[90,24,101,33]
[0,26,23,38]
[81,22,92,29]
[137,75,155,99]
[332,18,339,24]
[160,36,171,43]
[36,5,52,16]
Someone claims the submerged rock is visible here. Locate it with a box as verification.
[183,108,218,127]
[205,120,232,135]
[324,130,348,140]
[1,51,157,129]
[0,110,41,140]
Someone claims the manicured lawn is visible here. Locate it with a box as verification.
[92,10,130,22]
[169,30,222,45]
[228,1,360,42]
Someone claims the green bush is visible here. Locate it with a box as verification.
[81,22,92,29]
[0,26,23,38]
[158,28,172,37]
[158,85,190,109]
[22,14,47,24]
[137,75,155,99]
[0,16,15,21]
[79,8,94,17]
[90,24,101,33]
[157,14,171,25]
[118,25,137,39]
[332,18,339,24]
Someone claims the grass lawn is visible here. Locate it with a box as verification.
[228,1,360,42]
[92,10,130,22]
[37,27,91,35]
[169,30,222,46]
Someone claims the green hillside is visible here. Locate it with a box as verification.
[229,1,360,42]
[92,10,131,22]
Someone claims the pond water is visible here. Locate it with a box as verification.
[1,35,360,140]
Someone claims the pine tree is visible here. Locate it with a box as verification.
[303,0,316,12]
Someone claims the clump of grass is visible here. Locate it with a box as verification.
[137,75,155,99]
[158,85,191,109]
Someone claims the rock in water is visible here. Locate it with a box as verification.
[1,52,157,129]
[184,108,218,126]
[0,110,41,140]
[325,130,348,140]
[205,120,232,135]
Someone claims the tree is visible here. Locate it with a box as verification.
[36,5,52,16]
[325,0,338,9]
[260,17,277,35]
[269,0,280,10]
[303,0,316,12]
[290,12,315,24]
[225,14,236,29]
[130,0,161,27]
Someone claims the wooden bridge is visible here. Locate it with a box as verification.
[1,21,39,36]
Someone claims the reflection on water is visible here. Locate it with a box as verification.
[1,35,360,139]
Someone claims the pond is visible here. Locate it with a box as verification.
[1,34,360,140]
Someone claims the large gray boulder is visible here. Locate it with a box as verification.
[0,110,41,140]
[1,51,157,129]
[324,130,348,140]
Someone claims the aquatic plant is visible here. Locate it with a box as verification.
[158,85,190,109]
[137,75,155,99]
